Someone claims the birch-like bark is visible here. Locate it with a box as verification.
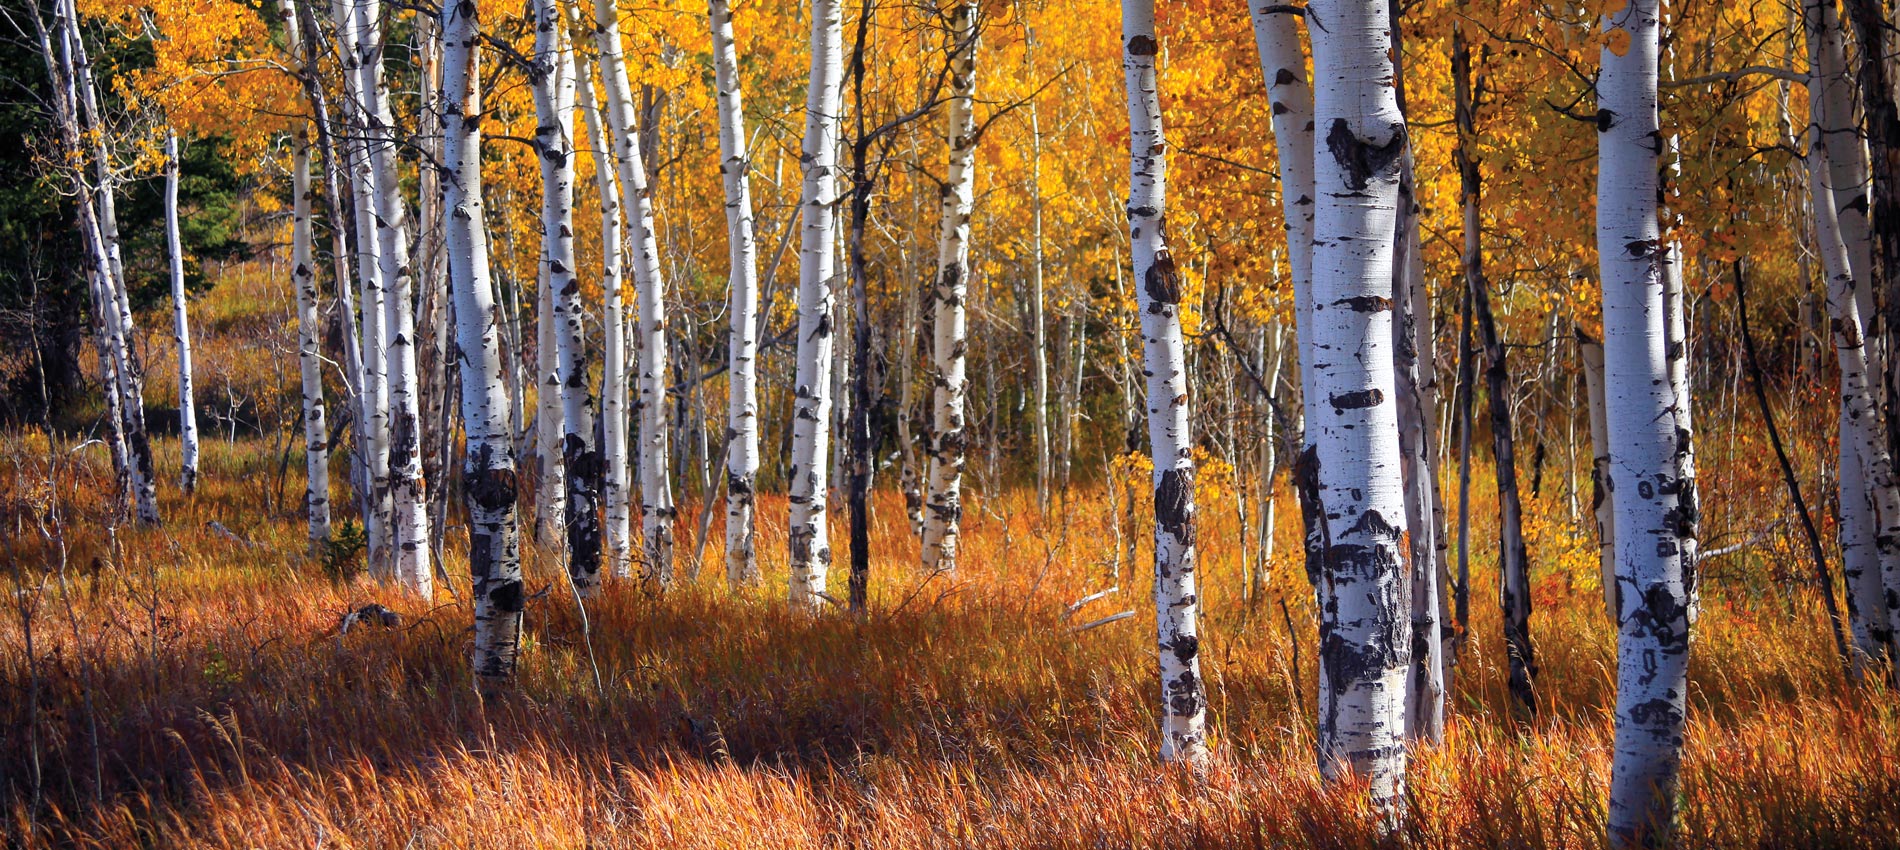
[922,0,978,575]
[589,0,674,588]
[336,0,391,578]
[354,0,430,591]
[536,261,565,547]
[788,0,845,608]
[164,131,199,494]
[291,127,332,549]
[1123,0,1206,768]
[1806,14,1899,674]
[573,49,632,583]
[1306,0,1410,813]
[532,0,599,594]
[60,0,159,526]
[711,0,762,588]
[1599,2,1694,841]
[1392,4,1443,742]
[1808,0,1875,363]
[442,0,523,685]
[1580,329,1617,619]
[1028,28,1050,512]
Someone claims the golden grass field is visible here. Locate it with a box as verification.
[3,265,1898,848]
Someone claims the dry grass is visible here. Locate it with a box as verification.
[2,256,1895,847]
[2,413,1897,848]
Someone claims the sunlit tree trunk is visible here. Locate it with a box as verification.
[536,262,565,547]
[1123,0,1206,768]
[1306,0,1410,814]
[532,0,600,593]
[788,0,845,608]
[571,45,632,583]
[711,0,762,588]
[59,0,159,526]
[442,0,523,686]
[922,0,977,575]
[352,0,431,592]
[1028,26,1050,512]
[1598,1,1694,841]
[336,0,391,578]
[589,0,673,588]
[291,127,332,550]
[164,130,199,494]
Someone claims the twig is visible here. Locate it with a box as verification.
[1071,610,1135,633]
[1063,586,1119,620]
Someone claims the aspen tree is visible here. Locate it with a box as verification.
[335,0,391,576]
[1580,330,1616,619]
[1305,0,1410,813]
[923,0,978,575]
[291,128,332,549]
[442,0,524,684]
[711,0,763,588]
[163,131,198,494]
[1123,0,1205,767]
[788,0,845,608]
[588,0,674,588]
[1598,1,1694,841]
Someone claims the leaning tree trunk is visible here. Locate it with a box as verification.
[61,0,159,526]
[164,130,199,494]
[589,0,673,588]
[1579,329,1616,619]
[922,0,978,575]
[442,0,523,687]
[1123,0,1206,769]
[290,126,332,550]
[1598,1,1694,843]
[1306,0,1411,816]
[532,0,600,594]
[711,0,762,588]
[350,0,431,593]
[1806,11,1900,676]
[572,46,633,584]
[1454,24,1535,715]
[787,0,846,609]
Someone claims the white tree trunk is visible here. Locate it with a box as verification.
[164,130,199,494]
[1122,0,1206,768]
[710,0,762,588]
[1598,1,1694,842]
[533,0,600,594]
[336,0,392,579]
[922,0,979,575]
[1306,0,1410,814]
[1580,330,1617,619]
[442,0,523,685]
[59,0,159,525]
[787,0,845,609]
[291,126,332,549]
[350,0,430,592]
[572,47,632,584]
[536,261,565,546]
[589,0,673,588]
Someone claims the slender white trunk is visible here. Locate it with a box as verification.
[710,0,762,588]
[291,127,332,549]
[1580,331,1617,619]
[60,0,159,525]
[536,262,565,546]
[442,0,522,685]
[1027,32,1050,512]
[1122,0,1206,768]
[922,0,978,575]
[1599,2,1693,842]
[788,0,845,608]
[336,0,391,579]
[352,0,430,592]
[573,47,632,583]
[1394,167,1442,740]
[1806,18,1899,673]
[1306,0,1410,813]
[1809,0,1877,368]
[164,131,199,493]
[589,0,673,588]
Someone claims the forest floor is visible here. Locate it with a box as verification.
[3,268,1898,848]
